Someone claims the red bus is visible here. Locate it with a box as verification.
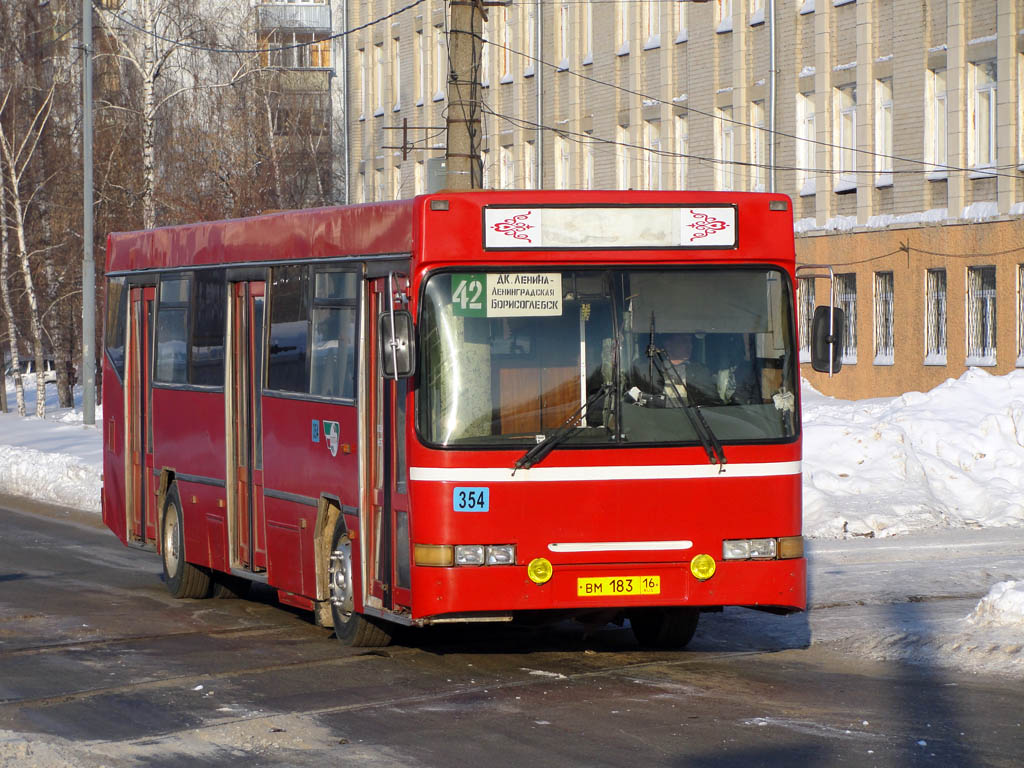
[101,190,841,648]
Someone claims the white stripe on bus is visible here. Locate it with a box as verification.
[408,461,801,483]
[547,540,694,553]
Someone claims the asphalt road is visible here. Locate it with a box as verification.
[0,498,1020,767]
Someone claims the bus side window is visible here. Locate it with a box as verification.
[154,275,191,385]
[267,265,311,393]
[105,277,127,381]
[310,270,359,400]
[190,270,226,386]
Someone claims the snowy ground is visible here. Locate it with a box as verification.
[1,370,1023,680]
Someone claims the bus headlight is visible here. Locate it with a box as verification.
[722,537,804,560]
[485,544,516,565]
[454,545,486,565]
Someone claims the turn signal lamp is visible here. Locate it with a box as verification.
[690,554,717,581]
[414,544,454,567]
[777,536,804,559]
[527,557,553,585]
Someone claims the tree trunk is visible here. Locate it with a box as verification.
[0,126,25,416]
[141,0,157,229]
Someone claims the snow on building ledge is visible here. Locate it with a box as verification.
[793,203,1024,236]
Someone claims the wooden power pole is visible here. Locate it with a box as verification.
[445,0,484,189]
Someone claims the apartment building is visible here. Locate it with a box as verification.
[344,0,1024,399]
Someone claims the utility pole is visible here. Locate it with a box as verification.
[82,0,96,425]
[445,0,484,189]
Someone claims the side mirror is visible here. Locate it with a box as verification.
[810,305,845,374]
[379,309,416,379]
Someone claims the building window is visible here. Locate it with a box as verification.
[555,135,571,188]
[583,132,595,189]
[358,48,367,119]
[750,100,766,192]
[715,0,733,33]
[798,277,815,363]
[675,113,688,189]
[617,124,632,189]
[873,271,894,364]
[374,43,384,116]
[644,0,661,49]
[676,0,688,43]
[481,30,491,88]
[969,60,997,171]
[434,26,446,101]
[415,30,425,105]
[524,140,536,189]
[524,3,536,76]
[716,106,735,191]
[966,266,997,365]
[644,120,662,190]
[796,92,816,196]
[414,160,425,194]
[749,0,765,25]
[834,84,857,192]
[500,8,513,82]
[874,79,893,187]
[836,273,857,364]
[392,38,401,110]
[374,168,385,201]
[259,31,331,69]
[498,145,514,189]
[925,269,947,365]
[925,68,947,177]
[582,1,593,64]
[618,0,630,55]
[557,3,570,69]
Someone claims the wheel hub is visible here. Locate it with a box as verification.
[329,539,355,621]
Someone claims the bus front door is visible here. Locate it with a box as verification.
[228,281,268,573]
[126,285,156,547]
[366,277,413,613]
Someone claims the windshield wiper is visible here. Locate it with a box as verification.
[652,352,727,469]
[513,385,611,472]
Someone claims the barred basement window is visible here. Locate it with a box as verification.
[835,273,857,364]
[873,271,894,364]
[966,266,996,366]
[797,277,815,362]
[924,269,947,365]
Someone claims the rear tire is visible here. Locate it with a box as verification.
[161,485,211,599]
[329,524,392,647]
[629,607,699,649]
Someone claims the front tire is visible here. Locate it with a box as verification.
[629,607,700,649]
[329,525,392,647]
[161,485,211,599]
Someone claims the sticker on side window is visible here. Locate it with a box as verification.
[451,273,562,318]
[453,487,489,512]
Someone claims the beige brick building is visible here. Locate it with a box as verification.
[344,0,1024,399]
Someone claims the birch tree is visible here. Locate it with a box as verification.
[0,86,55,418]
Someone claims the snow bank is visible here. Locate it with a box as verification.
[802,368,1024,539]
[967,581,1024,628]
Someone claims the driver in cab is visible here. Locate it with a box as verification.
[628,332,716,406]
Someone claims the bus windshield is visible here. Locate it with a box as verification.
[419,268,798,448]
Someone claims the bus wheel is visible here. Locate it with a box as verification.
[328,528,392,647]
[161,485,211,599]
[629,607,699,649]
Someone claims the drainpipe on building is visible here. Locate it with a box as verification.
[342,0,350,204]
[536,0,543,189]
[768,0,776,193]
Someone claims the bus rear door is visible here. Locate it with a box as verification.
[126,285,156,547]
[227,279,268,573]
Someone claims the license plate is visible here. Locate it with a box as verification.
[576,576,661,597]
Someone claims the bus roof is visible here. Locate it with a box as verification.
[105,190,795,274]
[105,199,416,274]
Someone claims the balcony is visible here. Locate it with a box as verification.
[256,3,331,32]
